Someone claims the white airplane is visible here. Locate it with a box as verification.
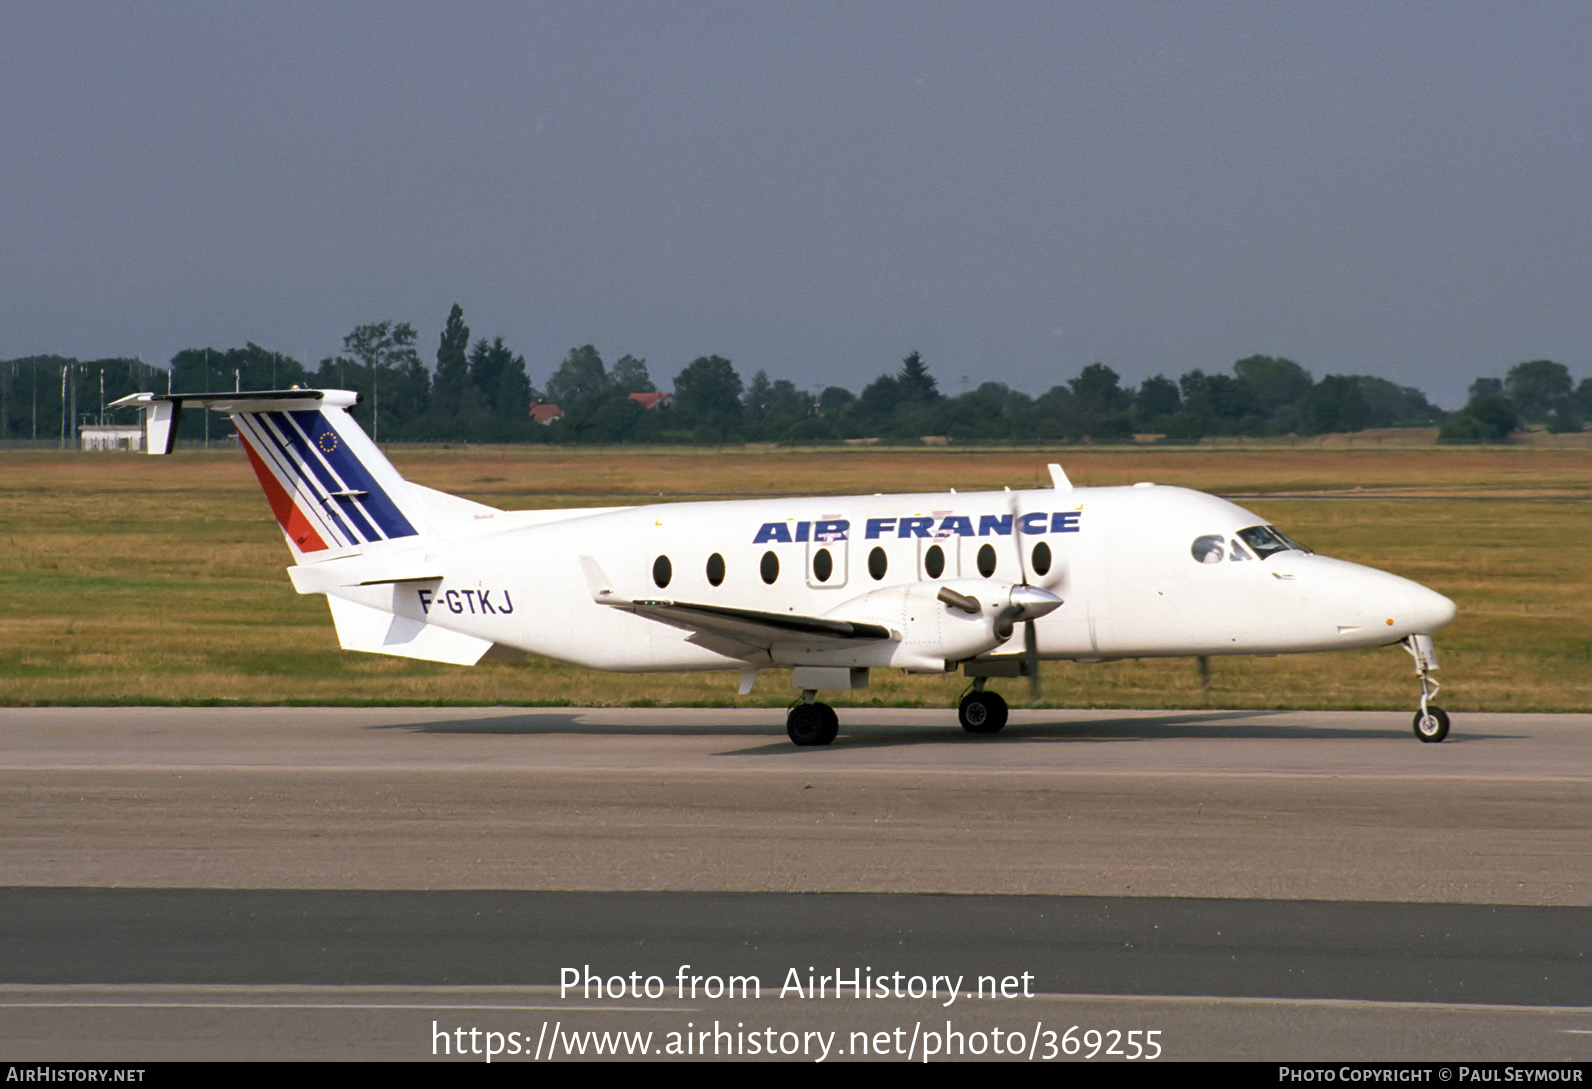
[114,387,1458,746]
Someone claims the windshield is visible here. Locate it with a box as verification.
[1236,525,1310,560]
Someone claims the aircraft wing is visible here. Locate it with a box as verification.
[619,598,893,646]
[580,556,893,652]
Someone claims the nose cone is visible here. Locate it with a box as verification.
[1366,569,1456,637]
[1405,582,1457,634]
[1296,555,1457,644]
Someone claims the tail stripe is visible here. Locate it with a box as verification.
[256,412,367,543]
[261,411,378,542]
[237,432,330,553]
[244,409,419,546]
[286,410,418,541]
[236,414,359,548]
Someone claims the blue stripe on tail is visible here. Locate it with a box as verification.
[258,412,372,543]
[245,413,360,546]
[288,410,418,541]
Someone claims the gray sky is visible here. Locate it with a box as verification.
[4,2,1588,407]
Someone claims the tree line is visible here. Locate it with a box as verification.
[3,303,1588,445]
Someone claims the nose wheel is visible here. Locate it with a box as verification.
[1403,635,1450,743]
[1413,706,1450,743]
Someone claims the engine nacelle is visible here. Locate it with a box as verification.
[842,578,1062,672]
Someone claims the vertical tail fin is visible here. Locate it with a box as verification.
[113,388,424,561]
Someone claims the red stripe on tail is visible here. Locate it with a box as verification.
[239,434,329,553]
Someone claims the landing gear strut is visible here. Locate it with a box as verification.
[958,679,1008,735]
[786,691,839,746]
[1403,635,1450,743]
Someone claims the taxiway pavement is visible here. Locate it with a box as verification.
[2,707,1588,1061]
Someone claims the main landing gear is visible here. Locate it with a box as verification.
[786,693,839,746]
[785,686,1011,745]
[1403,634,1450,743]
[957,679,1009,735]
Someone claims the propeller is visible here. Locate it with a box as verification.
[1004,489,1064,700]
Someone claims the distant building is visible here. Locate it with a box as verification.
[79,425,143,452]
[627,391,673,410]
[529,403,564,426]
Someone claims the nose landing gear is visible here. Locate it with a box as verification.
[1403,635,1450,743]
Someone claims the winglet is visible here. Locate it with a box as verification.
[1048,463,1073,491]
[111,392,178,454]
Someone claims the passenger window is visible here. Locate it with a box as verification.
[1191,535,1225,564]
[813,548,833,583]
[977,543,997,578]
[760,550,779,584]
[1031,541,1052,576]
[868,546,888,580]
[924,544,945,579]
[706,552,725,586]
[652,554,672,588]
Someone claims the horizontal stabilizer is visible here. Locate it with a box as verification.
[288,553,448,594]
[112,389,358,456]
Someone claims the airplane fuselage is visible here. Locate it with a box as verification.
[319,482,1454,675]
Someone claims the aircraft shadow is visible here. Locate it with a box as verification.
[370,708,1508,753]
[369,713,773,738]
[819,714,1424,752]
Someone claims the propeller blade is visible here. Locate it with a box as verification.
[1025,619,1041,700]
[1009,489,1028,585]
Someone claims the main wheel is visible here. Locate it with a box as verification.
[958,691,1008,735]
[787,702,839,746]
[1412,706,1450,743]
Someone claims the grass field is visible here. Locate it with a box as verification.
[2,443,1587,712]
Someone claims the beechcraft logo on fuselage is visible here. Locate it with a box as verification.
[752,512,1082,543]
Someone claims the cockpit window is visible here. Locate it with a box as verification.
[1270,526,1310,553]
[1229,539,1253,561]
[1191,535,1225,564]
[1237,525,1309,560]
